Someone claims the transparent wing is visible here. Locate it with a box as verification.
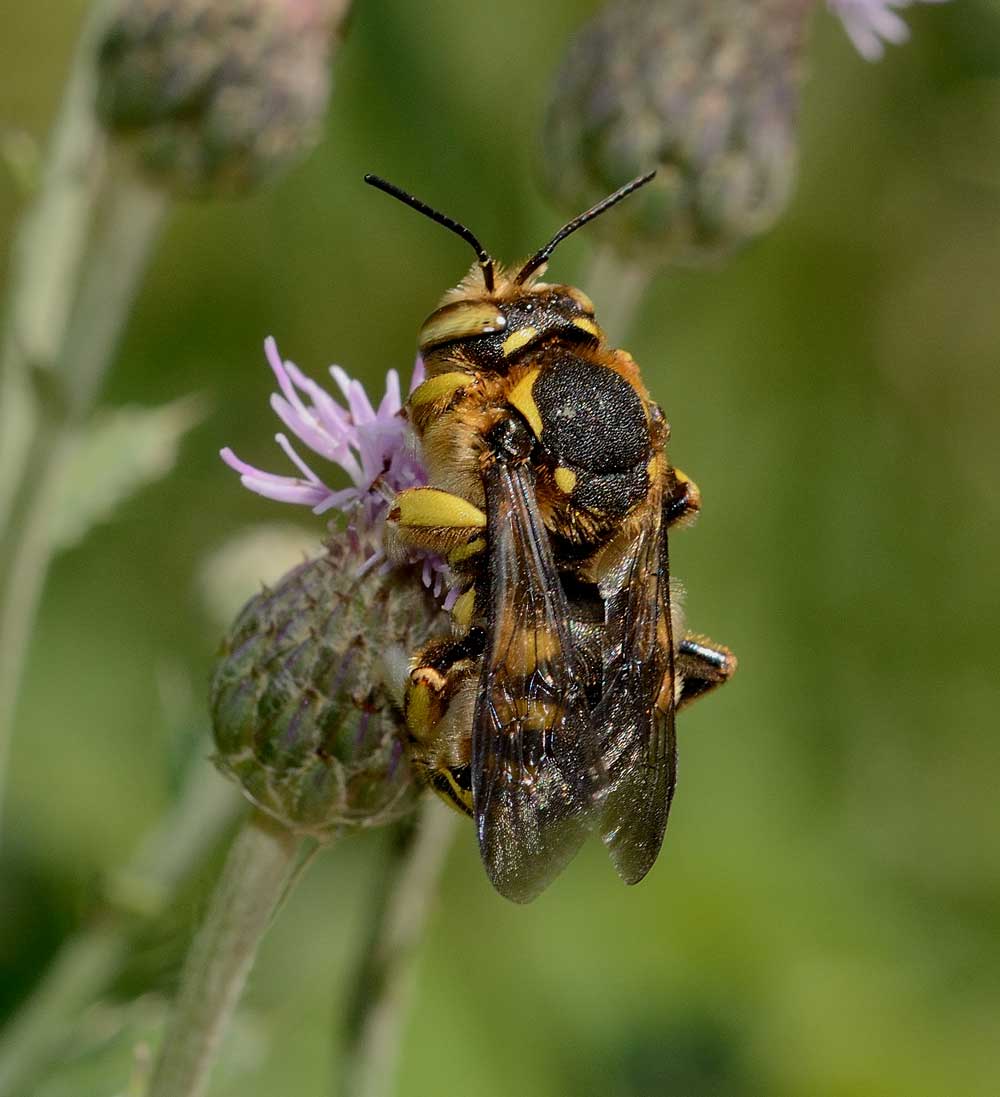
[596,468,677,885]
[473,427,605,903]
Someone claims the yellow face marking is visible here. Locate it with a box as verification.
[419,302,506,351]
[450,587,476,631]
[392,488,487,530]
[507,369,543,438]
[409,372,469,407]
[501,326,538,357]
[448,537,486,565]
[571,317,601,339]
[554,466,577,494]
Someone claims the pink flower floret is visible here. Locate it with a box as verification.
[221,337,449,593]
[828,0,950,61]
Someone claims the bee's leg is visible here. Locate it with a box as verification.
[676,635,736,709]
[384,486,487,561]
[665,468,702,528]
[405,631,485,816]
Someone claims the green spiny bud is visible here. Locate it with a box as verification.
[211,537,442,837]
[541,0,811,265]
[96,0,351,196]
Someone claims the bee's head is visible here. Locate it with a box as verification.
[364,171,654,368]
[415,267,601,366]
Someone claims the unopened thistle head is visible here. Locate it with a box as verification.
[542,0,949,265]
[211,538,439,835]
[542,0,811,265]
[96,0,350,195]
[213,342,448,834]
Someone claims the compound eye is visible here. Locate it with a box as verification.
[419,301,506,352]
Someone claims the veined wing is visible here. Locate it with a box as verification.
[473,419,605,903]
[596,462,677,885]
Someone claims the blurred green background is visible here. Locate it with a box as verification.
[2,1,999,1095]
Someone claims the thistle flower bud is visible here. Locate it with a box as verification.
[541,0,810,265]
[96,0,349,196]
[211,537,441,836]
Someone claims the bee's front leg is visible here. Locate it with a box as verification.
[384,486,487,560]
[383,485,488,634]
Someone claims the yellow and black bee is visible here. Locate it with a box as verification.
[367,172,735,903]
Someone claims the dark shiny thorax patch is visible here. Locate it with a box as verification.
[533,355,650,475]
[530,353,652,520]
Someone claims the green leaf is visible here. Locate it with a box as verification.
[31,995,268,1097]
[51,396,206,552]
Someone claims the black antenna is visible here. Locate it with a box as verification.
[364,174,496,293]
[515,170,657,285]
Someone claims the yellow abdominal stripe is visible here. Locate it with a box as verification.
[493,697,560,735]
[432,770,473,815]
[394,488,487,530]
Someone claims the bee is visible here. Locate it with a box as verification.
[366,171,735,903]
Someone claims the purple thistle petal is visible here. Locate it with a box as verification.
[274,433,325,485]
[264,337,301,409]
[220,448,333,508]
[355,550,383,578]
[827,0,950,61]
[330,366,377,426]
[315,486,365,514]
[282,359,354,436]
[378,369,403,417]
[221,338,452,599]
[269,392,362,478]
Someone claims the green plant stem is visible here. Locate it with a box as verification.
[0,170,168,838]
[339,800,456,1097]
[0,0,119,530]
[581,243,654,344]
[0,751,244,1097]
[146,813,309,1097]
